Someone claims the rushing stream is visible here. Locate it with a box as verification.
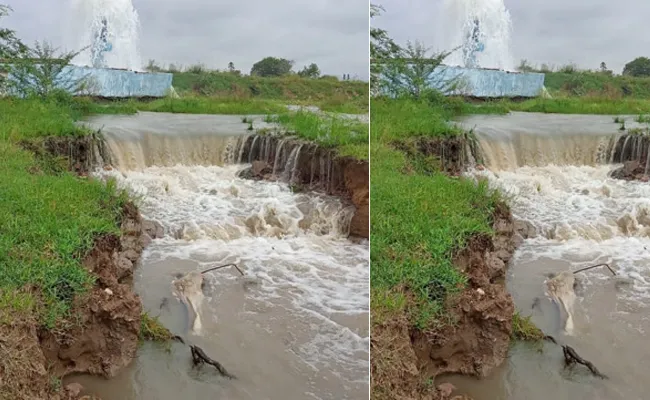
[70,113,369,400]
[445,113,650,400]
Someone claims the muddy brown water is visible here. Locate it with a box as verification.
[441,113,650,400]
[66,113,369,400]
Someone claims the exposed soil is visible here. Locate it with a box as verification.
[238,134,369,238]
[610,160,650,182]
[7,137,163,399]
[371,140,534,400]
[391,137,470,176]
[18,135,112,176]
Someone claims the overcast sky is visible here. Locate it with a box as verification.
[373,0,650,74]
[3,0,369,79]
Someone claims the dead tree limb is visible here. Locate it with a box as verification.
[171,335,185,344]
[201,263,244,276]
[190,345,236,379]
[562,345,608,379]
[573,263,616,276]
[543,335,557,344]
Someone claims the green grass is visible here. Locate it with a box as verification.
[475,97,650,115]
[512,312,544,342]
[267,111,369,160]
[134,96,289,115]
[0,96,128,327]
[140,312,173,342]
[543,70,650,99]
[171,71,368,113]
[370,97,499,327]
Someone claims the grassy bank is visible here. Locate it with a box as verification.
[370,96,499,327]
[543,70,650,99]
[472,96,650,115]
[0,96,127,327]
[265,111,369,160]
[171,71,369,113]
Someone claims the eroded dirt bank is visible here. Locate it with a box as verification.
[5,139,162,399]
[238,134,369,238]
[371,139,532,400]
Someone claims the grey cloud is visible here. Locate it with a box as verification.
[374,0,650,74]
[4,0,369,79]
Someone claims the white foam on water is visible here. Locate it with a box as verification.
[472,165,650,303]
[96,164,369,384]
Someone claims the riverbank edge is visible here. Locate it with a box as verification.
[370,138,536,400]
[4,136,165,400]
[238,133,369,239]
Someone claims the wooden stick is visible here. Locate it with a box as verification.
[562,345,607,379]
[573,263,616,276]
[200,263,244,276]
[190,345,236,379]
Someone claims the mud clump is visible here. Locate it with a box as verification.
[371,204,518,400]
[2,202,164,399]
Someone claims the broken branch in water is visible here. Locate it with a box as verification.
[171,335,185,344]
[190,344,236,379]
[543,335,557,344]
[562,345,608,379]
[572,263,616,276]
[200,263,244,276]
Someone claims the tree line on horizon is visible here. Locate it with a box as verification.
[518,57,650,78]
[144,57,360,82]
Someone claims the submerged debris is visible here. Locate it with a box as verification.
[563,344,608,379]
[191,344,236,379]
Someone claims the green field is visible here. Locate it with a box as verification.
[171,71,369,114]
[0,95,128,327]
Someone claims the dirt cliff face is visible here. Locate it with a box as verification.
[39,203,164,380]
[371,203,522,400]
[0,201,161,399]
[240,134,369,238]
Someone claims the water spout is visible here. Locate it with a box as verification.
[439,0,514,70]
[65,0,142,71]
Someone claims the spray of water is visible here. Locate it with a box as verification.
[65,0,142,70]
[439,0,514,71]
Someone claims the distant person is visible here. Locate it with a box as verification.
[91,17,113,68]
[462,18,485,68]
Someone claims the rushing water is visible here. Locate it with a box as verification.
[65,0,141,70]
[70,113,369,400]
[437,0,514,70]
[441,112,650,399]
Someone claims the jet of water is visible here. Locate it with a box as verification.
[64,0,142,71]
[439,0,514,71]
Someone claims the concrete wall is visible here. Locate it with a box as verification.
[60,66,173,98]
[3,65,172,98]
[429,65,545,98]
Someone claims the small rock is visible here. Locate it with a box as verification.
[624,160,640,175]
[476,288,485,296]
[437,382,456,398]
[104,288,113,295]
[65,382,84,397]
[252,160,272,176]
